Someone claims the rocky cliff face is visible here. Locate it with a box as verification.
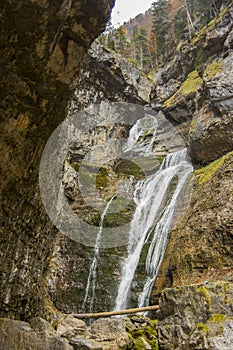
[156,281,233,350]
[0,0,115,319]
[1,281,232,349]
[44,42,153,315]
[0,1,232,349]
[151,4,233,164]
[150,3,233,306]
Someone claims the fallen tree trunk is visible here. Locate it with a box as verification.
[72,305,159,319]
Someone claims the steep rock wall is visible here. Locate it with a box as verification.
[0,0,115,319]
[151,3,233,164]
[151,3,233,302]
[45,42,153,315]
[152,151,233,302]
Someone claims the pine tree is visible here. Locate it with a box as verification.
[152,0,172,59]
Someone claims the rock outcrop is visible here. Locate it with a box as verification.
[0,318,72,350]
[75,41,152,107]
[151,3,233,304]
[1,281,232,349]
[151,3,233,164]
[152,151,233,300]
[0,0,115,319]
[156,281,233,350]
[0,313,160,350]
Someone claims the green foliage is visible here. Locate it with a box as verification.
[152,0,172,58]
[151,0,228,64]
[174,7,187,42]
[98,0,230,72]
[197,286,211,310]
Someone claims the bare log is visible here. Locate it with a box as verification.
[72,305,159,319]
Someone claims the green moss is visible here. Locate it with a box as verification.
[191,4,230,46]
[194,48,204,70]
[203,60,223,80]
[128,320,159,350]
[134,337,145,350]
[195,151,233,187]
[197,322,209,333]
[176,41,183,51]
[217,325,224,335]
[179,70,202,95]
[96,167,108,189]
[164,70,202,108]
[208,314,226,324]
[189,119,197,136]
[197,286,211,310]
[195,157,224,186]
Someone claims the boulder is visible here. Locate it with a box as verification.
[0,318,72,350]
[156,281,233,350]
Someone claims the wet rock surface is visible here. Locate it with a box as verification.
[45,44,153,314]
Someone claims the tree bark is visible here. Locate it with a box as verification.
[72,305,159,319]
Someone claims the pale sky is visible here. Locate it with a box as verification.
[111,0,152,27]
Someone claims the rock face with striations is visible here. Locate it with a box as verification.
[0,0,115,319]
[156,281,233,350]
[151,3,233,164]
[45,42,153,315]
[150,3,233,305]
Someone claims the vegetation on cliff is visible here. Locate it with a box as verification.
[99,0,232,71]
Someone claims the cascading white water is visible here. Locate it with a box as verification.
[124,114,158,156]
[114,117,193,311]
[82,195,115,311]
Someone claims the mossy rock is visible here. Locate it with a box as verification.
[195,151,233,187]
[127,319,159,350]
[197,285,211,310]
[164,70,202,108]
[196,322,209,334]
[208,314,227,324]
[203,60,223,80]
[191,5,230,46]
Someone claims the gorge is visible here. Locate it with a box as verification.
[0,0,233,349]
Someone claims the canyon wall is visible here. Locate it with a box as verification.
[0,0,115,319]
[150,2,233,301]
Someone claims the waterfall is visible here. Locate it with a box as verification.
[82,195,115,311]
[114,117,193,311]
[124,114,158,156]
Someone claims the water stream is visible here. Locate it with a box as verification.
[82,195,115,312]
[81,113,193,312]
[114,117,193,311]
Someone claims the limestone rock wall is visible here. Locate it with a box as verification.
[151,3,233,302]
[151,3,233,164]
[156,281,233,350]
[152,151,233,302]
[0,0,115,319]
[45,43,153,315]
